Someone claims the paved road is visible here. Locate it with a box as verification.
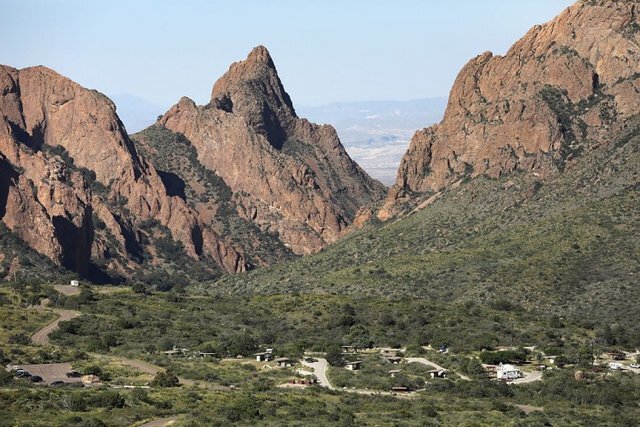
[138,417,178,427]
[511,370,543,385]
[300,357,421,398]
[301,358,334,390]
[405,357,471,381]
[31,309,81,345]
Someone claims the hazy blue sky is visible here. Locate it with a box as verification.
[1,0,575,107]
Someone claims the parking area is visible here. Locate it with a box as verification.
[9,363,83,385]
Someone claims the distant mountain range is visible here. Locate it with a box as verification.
[299,98,447,185]
[109,94,166,133]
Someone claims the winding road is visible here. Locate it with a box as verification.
[301,358,334,390]
[29,307,195,387]
[31,309,81,345]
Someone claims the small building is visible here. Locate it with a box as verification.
[386,356,402,364]
[496,364,522,380]
[345,361,362,371]
[427,369,448,379]
[255,352,273,362]
[163,346,188,357]
[70,280,80,287]
[276,357,293,367]
[391,386,410,393]
[388,369,401,378]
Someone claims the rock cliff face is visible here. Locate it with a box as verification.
[0,65,247,282]
[158,46,386,254]
[0,46,384,281]
[380,0,640,219]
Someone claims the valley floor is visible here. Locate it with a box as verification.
[1,283,639,426]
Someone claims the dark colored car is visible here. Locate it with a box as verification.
[14,370,31,378]
[30,375,43,383]
[50,381,65,387]
[66,371,81,378]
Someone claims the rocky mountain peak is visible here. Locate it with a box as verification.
[210,45,296,147]
[377,0,640,219]
[158,46,386,255]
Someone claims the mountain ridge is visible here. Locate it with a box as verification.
[0,46,385,283]
[378,0,640,219]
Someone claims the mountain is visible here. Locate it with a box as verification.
[0,47,384,283]
[0,65,248,284]
[378,0,640,219]
[216,0,640,331]
[299,98,447,185]
[151,46,386,255]
[109,94,166,133]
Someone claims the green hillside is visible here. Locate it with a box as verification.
[214,119,640,336]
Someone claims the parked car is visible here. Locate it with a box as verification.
[30,375,43,383]
[630,363,639,369]
[66,371,81,378]
[14,370,31,378]
[50,381,65,387]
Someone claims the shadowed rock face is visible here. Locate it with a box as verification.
[158,46,386,254]
[379,0,640,219]
[0,45,385,279]
[0,64,248,280]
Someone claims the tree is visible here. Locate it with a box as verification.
[151,370,179,387]
[132,283,149,295]
[576,344,594,367]
[344,325,372,349]
[465,358,486,378]
[326,343,345,367]
[0,370,13,385]
[77,287,95,305]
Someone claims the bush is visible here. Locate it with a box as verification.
[91,390,125,409]
[152,370,180,387]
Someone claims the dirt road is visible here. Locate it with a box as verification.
[53,285,81,296]
[31,309,81,345]
[138,417,179,427]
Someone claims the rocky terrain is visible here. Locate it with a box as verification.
[156,46,385,255]
[0,47,384,283]
[379,0,640,219]
[0,65,248,283]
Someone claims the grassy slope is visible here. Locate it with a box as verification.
[214,124,640,329]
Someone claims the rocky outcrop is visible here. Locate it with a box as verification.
[158,46,386,254]
[0,64,248,281]
[0,46,384,280]
[380,0,640,219]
